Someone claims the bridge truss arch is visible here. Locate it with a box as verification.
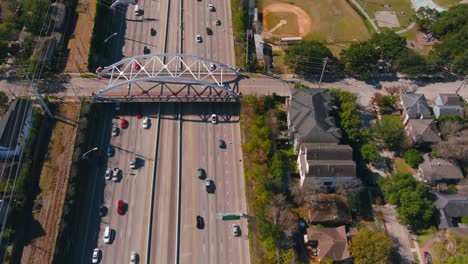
[94,54,242,102]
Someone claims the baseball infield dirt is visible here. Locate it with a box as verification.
[263,3,312,37]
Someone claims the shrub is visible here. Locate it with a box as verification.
[404,149,423,168]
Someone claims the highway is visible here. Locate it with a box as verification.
[178,102,250,264]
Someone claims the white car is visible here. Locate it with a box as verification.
[211,114,217,124]
[233,224,240,237]
[113,168,120,182]
[92,248,100,263]
[112,126,119,136]
[142,117,150,129]
[196,35,202,43]
[130,251,138,263]
[208,3,215,11]
[103,226,111,244]
[130,158,136,169]
[210,63,216,70]
[105,168,112,180]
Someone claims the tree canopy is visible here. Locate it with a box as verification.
[404,149,423,168]
[370,30,407,62]
[340,41,380,79]
[349,227,393,264]
[378,173,434,229]
[413,7,441,32]
[374,115,404,150]
[284,41,335,75]
[361,141,380,162]
[331,90,362,142]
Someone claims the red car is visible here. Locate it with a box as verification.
[136,113,142,119]
[133,61,141,71]
[120,118,126,129]
[117,200,124,215]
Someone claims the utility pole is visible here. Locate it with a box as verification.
[318,57,328,88]
[292,56,298,79]
[455,74,468,94]
[18,64,54,119]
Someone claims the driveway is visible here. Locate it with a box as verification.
[381,204,414,264]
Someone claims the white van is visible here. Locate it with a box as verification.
[103,226,111,244]
[134,5,141,16]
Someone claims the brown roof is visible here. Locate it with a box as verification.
[408,119,441,143]
[419,154,464,182]
[306,226,351,262]
[308,194,352,224]
[438,94,460,105]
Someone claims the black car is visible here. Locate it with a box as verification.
[218,139,226,149]
[197,168,206,179]
[205,179,215,193]
[143,46,150,54]
[206,27,213,35]
[424,252,432,264]
[150,28,157,36]
[196,216,204,229]
[99,205,108,217]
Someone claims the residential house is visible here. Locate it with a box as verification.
[417,154,464,185]
[304,225,355,263]
[406,119,441,145]
[288,88,341,153]
[0,99,33,159]
[400,93,432,122]
[433,192,468,229]
[434,94,463,118]
[307,194,352,225]
[297,143,358,188]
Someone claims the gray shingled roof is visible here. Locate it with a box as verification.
[302,143,353,160]
[434,105,464,118]
[401,93,431,119]
[0,99,32,149]
[433,192,468,228]
[408,119,441,143]
[419,154,464,182]
[288,88,341,144]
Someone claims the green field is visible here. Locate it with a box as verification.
[433,0,461,8]
[356,0,414,30]
[262,0,371,43]
[265,12,299,36]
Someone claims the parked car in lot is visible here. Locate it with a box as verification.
[142,117,150,129]
[103,226,112,244]
[99,205,107,217]
[120,118,127,129]
[196,215,204,229]
[211,114,217,124]
[130,251,138,263]
[113,168,120,182]
[218,139,226,149]
[233,224,240,237]
[117,200,124,215]
[105,168,112,180]
[92,248,100,263]
[112,126,119,136]
[107,146,115,157]
[197,168,206,179]
[205,179,214,193]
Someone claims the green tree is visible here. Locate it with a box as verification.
[404,149,423,168]
[378,173,417,205]
[413,7,441,32]
[331,90,362,142]
[397,190,434,229]
[361,141,380,162]
[394,49,433,75]
[370,30,407,62]
[349,228,393,264]
[270,151,288,191]
[341,41,380,79]
[22,0,50,35]
[284,41,334,75]
[374,115,404,150]
[432,5,468,36]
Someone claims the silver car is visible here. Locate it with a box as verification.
[130,251,138,263]
[92,248,100,263]
[105,168,112,180]
[233,224,240,237]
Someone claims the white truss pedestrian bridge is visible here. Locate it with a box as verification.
[93,54,242,102]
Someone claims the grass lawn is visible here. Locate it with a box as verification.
[356,0,414,29]
[416,228,438,246]
[432,0,461,8]
[265,12,299,36]
[271,50,291,74]
[262,0,370,43]
[327,43,351,58]
[394,157,416,175]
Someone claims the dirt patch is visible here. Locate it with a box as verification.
[21,103,80,264]
[65,0,96,73]
[263,3,312,38]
